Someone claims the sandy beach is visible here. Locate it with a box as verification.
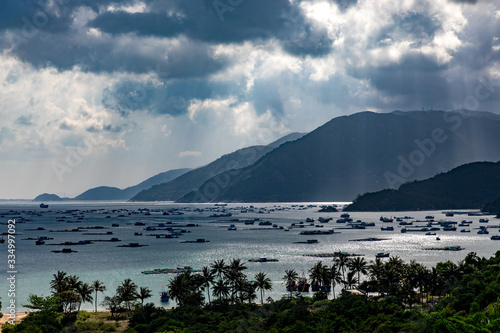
[0,313,28,332]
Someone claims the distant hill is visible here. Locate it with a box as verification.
[344,161,500,211]
[131,132,305,201]
[177,110,500,203]
[73,168,190,200]
[482,197,500,217]
[33,193,68,201]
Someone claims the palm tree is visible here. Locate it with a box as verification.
[212,278,230,301]
[348,257,368,286]
[66,274,82,291]
[380,266,401,296]
[117,278,138,311]
[91,280,106,313]
[76,283,93,311]
[283,269,298,298]
[168,271,194,306]
[200,266,215,304]
[309,261,326,288]
[225,268,245,304]
[254,272,273,304]
[136,287,153,305]
[50,271,68,294]
[342,271,358,289]
[211,259,227,280]
[227,258,247,273]
[387,256,405,274]
[330,264,342,299]
[334,253,349,285]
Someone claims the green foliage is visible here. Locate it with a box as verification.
[13,252,500,332]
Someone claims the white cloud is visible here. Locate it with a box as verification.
[178,150,202,158]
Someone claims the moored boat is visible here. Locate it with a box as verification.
[248,258,279,262]
[297,278,310,292]
[160,289,169,302]
[375,252,390,258]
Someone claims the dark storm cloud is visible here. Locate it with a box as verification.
[102,79,234,116]
[1,0,333,77]
[352,54,451,106]
[376,12,442,47]
[90,0,333,57]
[0,0,127,33]
[3,30,226,77]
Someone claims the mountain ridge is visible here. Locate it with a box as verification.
[177,110,500,203]
[344,161,500,211]
[130,132,305,201]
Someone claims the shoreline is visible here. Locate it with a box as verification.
[0,313,28,332]
[0,311,127,332]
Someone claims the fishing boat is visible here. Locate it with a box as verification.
[160,288,169,302]
[297,278,310,292]
[117,243,149,247]
[491,235,500,240]
[381,226,394,231]
[52,248,77,253]
[228,224,237,231]
[40,203,49,208]
[180,239,210,243]
[142,266,201,275]
[375,252,390,258]
[248,258,279,262]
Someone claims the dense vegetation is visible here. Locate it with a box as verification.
[6,252,500,332]
[345,161,500,211]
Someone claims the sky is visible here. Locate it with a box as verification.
[0,0,499,199]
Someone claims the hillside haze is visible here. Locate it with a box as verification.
[345,161,500,211]
[177,110,500,203]
[73,168,191,200]
[131,132,305,201]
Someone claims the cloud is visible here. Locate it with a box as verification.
[102,78,234,116]
[178,150,202,158]
[14,115,33,126]
[89,0,334,57]
[1,0,500,199]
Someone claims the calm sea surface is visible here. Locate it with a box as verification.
[0,201,498,311]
